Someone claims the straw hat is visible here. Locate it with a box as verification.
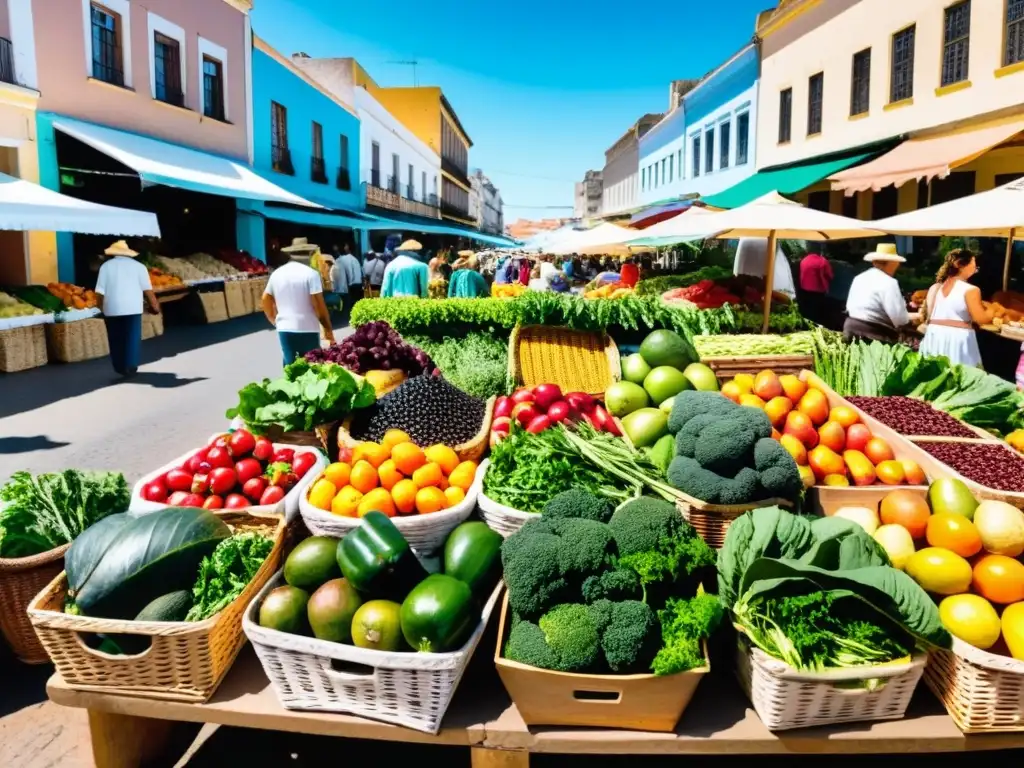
[864,243,906,263]
[398,239,423,251]
[457,249,475,258]
[281,237,319,253]
[104,240,138,257]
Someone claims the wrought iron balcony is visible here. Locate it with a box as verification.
[386,175,399,194]
[441,156,470,188]
[272,146,294,175]
[311,157,327,184]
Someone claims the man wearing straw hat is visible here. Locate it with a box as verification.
[843,243,911,343]
[381,239,429,298]
[95,240,160,379]
[262,237,335,367]
[448,251,489,298]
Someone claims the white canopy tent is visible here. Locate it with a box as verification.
[0,171,160,236]
[875,177,1024,290]
[546,222,648,256]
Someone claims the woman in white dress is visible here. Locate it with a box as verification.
[919,249,994,367]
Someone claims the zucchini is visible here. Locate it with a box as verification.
[65,513,133,595]
[134,590,193,622]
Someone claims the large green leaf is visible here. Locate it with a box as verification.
[68,508,231,620]
[65,513,133,594]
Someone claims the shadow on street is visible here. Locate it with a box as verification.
[0,436,71,454]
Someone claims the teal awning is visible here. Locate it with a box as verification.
[702,151,877,210]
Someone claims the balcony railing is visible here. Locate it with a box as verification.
[405,184,415,199]
[440,198,470,219]
[363,181,440,219]
[272,146,294,175]
[441,157,470,188]
[311,156,327,184]
[386,175,399,194]
[369,168,381,187]
[336,167,351,191]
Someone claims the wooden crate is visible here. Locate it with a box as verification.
[46,318,109,363]
[702,354,814,379]
[0,324,47,372]
[141,312,164,340]
[198,291,228,323]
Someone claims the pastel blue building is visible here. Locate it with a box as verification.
[239,38,364,261]
[638,43,759,206]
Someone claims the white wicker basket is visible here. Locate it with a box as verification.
[477,460,537,537]
[298,465,483,554]
[244,571,503,734]
[925,636,1024,732]
[736,634,927,731]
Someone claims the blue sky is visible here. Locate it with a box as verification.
[251,0,770,221]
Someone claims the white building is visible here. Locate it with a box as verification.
[574,169,603,219]
[470,169,503,235]
[601,114,663,216]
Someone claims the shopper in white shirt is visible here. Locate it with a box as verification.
[843,243,910,343]
[94,240,160,378]
[262,237,335,367]
[335,243,364,311]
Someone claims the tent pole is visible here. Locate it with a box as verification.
[763,230,778,333]
[1004,228,1017,292]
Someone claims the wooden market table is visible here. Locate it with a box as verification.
[46,648,1024,768]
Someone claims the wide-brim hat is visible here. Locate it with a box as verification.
[104,240,138,257]
[398,239,422,251]
[457,249,475,258]
[864,243,906,263]
[281,237,319,253]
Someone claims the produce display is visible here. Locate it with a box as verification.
[634,267,733,297]
[490,386,620,446]
[217,250,268,276]
[914,442,1024,493]
[258,514,501,653]
[721,371,926,489]
[148,267,185,291]
[583,282,634,299]
[491,283,526,298]
[846,396,978,438]
[406,333,508,400]
[138,429,320,510]
[661,275,792,311]
[14,286,65,313]
[501,493,720,675]
[305,435,478,517]
[46,283,99,310]
[0,290,46,318]
[348,375,486,448]
[304,321,434,377]
[693,331,814,358]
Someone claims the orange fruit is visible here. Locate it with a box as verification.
[391,442,426,475]
[323,462,351,488]
[415,486,447,515]
[444,486,466,507]
[424,444,460,475]
[331,486,363,517]
[973,554,1024,605]
[448,461,478,492]
[357,487,396,518]
[382,429,412,451]
[391,479,418,515]
[308,479,337,511]
[353,442,389,468]
[349,460,379,494]
[412,462,443,489]
[377,459,403,491]
[926,513,982,558]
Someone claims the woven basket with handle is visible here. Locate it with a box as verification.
[925,636,1024,732]
[0,324,48,372]
[0,544,69,663]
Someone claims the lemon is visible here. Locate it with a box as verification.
[905,547,972,595]
[939,594,1001,649]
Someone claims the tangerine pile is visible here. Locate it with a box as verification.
[306,429,478,518]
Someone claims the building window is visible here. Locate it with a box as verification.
[1008,0,1024,66]
[407,163,414,199]
[736,112,750,165]
[391,153,399,194]
[807,72,823,135]
[778,88,792,143]
[890,25,916,103]
[661,157,667,185]
[422,170,427,202]
[338,134,351,190]
[720,121,731,170]
[942,1,971,86]
[311,122,326,183]
[202,56,225,120]
[850,48,871,116]
[678,149,684,179]
[692,135,701,178]
[705,128,714,174]
[668,154,674,183]
[652,163,658,188]
[271,101,292,174]
[370,141,380,187]
[153,32,182,105]
[91,4,124,86]
[641,167,646,191]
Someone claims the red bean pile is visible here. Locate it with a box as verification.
[914,441,1024,492]
[847,396,977,438]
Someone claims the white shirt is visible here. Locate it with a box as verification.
[329,261,348,295]
[340,253,363,287]
[846,267,909,328]
[535,261,560,290]
[265,261,323,333]
[95,256,152,317]
[365,257,386,286]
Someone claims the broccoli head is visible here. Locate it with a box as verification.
[600,600,661,674]
[693,420,756,476]
[538,604,601,672]
[667,455,762,506]
[588,598,614,634]
[674,412,720,458]
[552,518,616,579]
[735,406,773,440]
[504,619,559,669]
[668,391,738,434]
[754,437,803,499]
[582,568,643,603]
[543,489,614,523]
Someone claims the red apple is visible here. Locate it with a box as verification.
[526,414,552,433]
[532,383,563,411]
[206,446,233,469]
[491,416,512,434]
[180,493,205,508]
[513,402,540,427]
[228,429,256,458]
[224,493,250,509]
[547,401,571,423]
[511,388,535,404]
[846,423,872,453]
[141,479,168,503]
[494,396,514,419]
[292,452,317,478]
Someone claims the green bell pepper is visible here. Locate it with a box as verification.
[335,511,427,599]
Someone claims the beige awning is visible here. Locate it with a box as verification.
[829,115,1024,194]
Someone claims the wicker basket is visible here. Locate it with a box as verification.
[925,637,1024,732]
[477,461,537,537]
[27,511,285,702]
[736,633,926,731]
[676,494,792,550]
[298,462,482,553]
[45,318,109,363]
[0,324,48,372]
[141,312,164,340]
[0,544,68,663]
[244,572,503,734]
[224,280,250,318]
[702,354,814,379]
[338,396,495,465]
[248,276,269,310]
[198,291,229,323]
[509,325,619,397]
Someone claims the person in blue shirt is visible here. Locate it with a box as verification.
[381,240,430,298]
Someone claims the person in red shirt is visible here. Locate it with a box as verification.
[620,258,640,288]
[799,251,834,327]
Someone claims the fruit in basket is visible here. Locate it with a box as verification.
[621,353,652,384]
[972,554,1024,604]
[973,500,1024,556]
[1002,603,1024,660]
[639,329,695,371]
[141,479,168,503]
[875,460,906,486]
[905,547,973,595]
[307,578,363,643]
[604,380,649,417]
[764,396,793,429]
[336,511,428,596]
[900,459,927,486]
[779,433,807,465]
[842,450,876,486]
[925,513,982,558]
[864,438,895,466]
[752,370,783,401]
[783,410,818,449]
[832,506,879,535]
[259,585,310,634]
[643,366,691,406]
[796,388,829,426]
[939,594,1002,649]
[260,485,286,506]
[845,423,871,452]
[285,536,342,590]
[400,573,476,652]
[351,600,405,651]
[873,524,915,570]
[880,491,931,539]
[621,408,669,448]
[808,445,844,481]
[817,421,846,453]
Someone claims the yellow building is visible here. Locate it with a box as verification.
[754,0,1024,218]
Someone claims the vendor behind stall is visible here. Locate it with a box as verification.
[381,240,429,298]
[843,243,911,343]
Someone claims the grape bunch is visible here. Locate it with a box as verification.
[305,321,434,376]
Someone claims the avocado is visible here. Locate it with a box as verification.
[928,477,979,520]
[284,536,342,590]
[307,578,363,643]
[639,329,695,371]
[259,585,310,635]
[134,590,193,622]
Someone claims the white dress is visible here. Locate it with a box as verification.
[919,280,983,367]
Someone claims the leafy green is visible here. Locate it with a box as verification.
[186,532,274,621]
[0,470,130,558]
[634,268,734,297]
[226,359,376,434]
[406,332,511,399]
[651,592,722,676]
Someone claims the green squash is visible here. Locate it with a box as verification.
[65,513,133,595]
[399,574,476,653]
[68,508,230,620]
[443,522,502,594]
